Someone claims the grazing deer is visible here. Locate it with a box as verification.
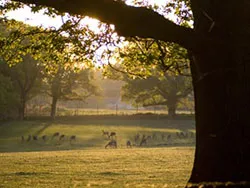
[70,135,76,144]
[102,130,109,137]
[176,132,185,139]
[190,132,195,138]
[33,135,38,141]
[52,132,60,140]
[139,135,148,146]
[146,135,152,140]
[126,140,132,148]
[41,135,47,142]
[105,140,117,149]
[152,133,157,140]
[134,133,140,143]
[109,132,116,139]
[161,133,166,141]
[27,135,31,142]
[167,134,171,141]
[59,134,65,141]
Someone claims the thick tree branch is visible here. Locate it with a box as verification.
[11,0,214,51]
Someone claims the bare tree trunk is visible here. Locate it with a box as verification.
[167,102,177,118]
[50,97,58,120]
[18,94,26,120]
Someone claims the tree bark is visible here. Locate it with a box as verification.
[187,1,250,186]
[187,45,250,188]
[50,97,57,120]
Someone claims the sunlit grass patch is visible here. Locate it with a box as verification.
[0,147,194,188]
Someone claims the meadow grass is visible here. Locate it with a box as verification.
[0,148,194,188]
[0,115,195,187]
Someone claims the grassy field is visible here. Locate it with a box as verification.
[0,115,195,187]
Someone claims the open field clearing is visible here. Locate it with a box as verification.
[0,147,194,188]
[0,115,195,187]
[0,115,195,152]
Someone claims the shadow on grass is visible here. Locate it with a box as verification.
[14,172,51,176]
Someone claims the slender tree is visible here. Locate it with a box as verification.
[5,0,250,186]
[44,65,98,119]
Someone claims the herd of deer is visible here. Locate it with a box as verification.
[21,129,194,148]
[103,130,195,149]
[21,132,76,144]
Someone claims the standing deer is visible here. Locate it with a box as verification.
[161,133,166,141]
[134,133,140,143]
[52,132,60,140]
[152,133,157,140]
[33,135,38,141]
[105,140,117,149]
[59,134,65,141]
[139,135,148,146]
[102,130,109,137]
[41,135,47,142]
[126,140,132,148]
[27,135,31,142]
[70,135,76,144]
[21,136,25,142]
[109,132,116,139]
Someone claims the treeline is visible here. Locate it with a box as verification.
[0,18,194,120]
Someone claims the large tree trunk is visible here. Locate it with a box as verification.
[50,97,58,120]
[187,1,250,187]
[188,52,250,188]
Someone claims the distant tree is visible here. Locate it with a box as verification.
[122,72,192,117]
[0,55,42,120]
[0,17,103,119]
[105,39,192,117]
[43,64,99,119]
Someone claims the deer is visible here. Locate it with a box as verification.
[190,132,195,138]
[70,135,76,144]
[21,136,25,142]
[109,132,116,139]
[51,132,60,140]
[161,133,166,141]
[126,140,132,148]
[102,130,109,137]
[134,133,140,143]
[105,139,117,149]
[152,133,157,140]
[139,135,148,146]
[59,134,65,141]
[41,135,47,142]
[33,135,38,141]
[167,134,171,141]
[27,135,31,142]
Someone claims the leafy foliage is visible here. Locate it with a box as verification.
[104,38,192,116]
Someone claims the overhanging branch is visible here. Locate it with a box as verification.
[11,0,216,51]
